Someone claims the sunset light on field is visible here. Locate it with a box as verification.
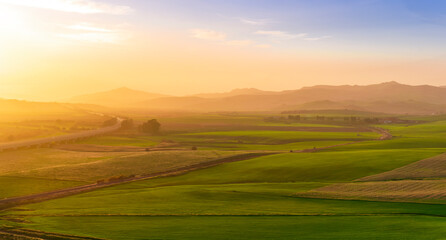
[1,1,446,239]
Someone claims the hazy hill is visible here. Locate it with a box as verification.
[194,88,275,98]
[0,99,106,121]
[69,87,168,107]
[141,82,446,114]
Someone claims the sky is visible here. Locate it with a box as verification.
[1,0,446,101]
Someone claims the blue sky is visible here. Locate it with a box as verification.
[1,0,446,100]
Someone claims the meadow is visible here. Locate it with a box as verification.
[1,113,446,239]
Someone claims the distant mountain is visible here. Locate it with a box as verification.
[141,82,446,114]
[194,88,275,98]
[69,87,168,107]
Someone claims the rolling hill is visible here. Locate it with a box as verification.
[141,82,446,114]
[65,82,446,114]
[0,99,106,121]
[69,87,169,108]
[194,88,275,98]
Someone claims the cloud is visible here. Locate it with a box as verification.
[66,23,113,32]
[303,36,332,41]
[190,28,271,49]
[255,30,307,40]
[58,23,131,44]
[255,30,331,41]
[190,29,226,41]
[0,0,133,15]
[239,18,270,26]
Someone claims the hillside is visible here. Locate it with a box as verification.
[194,88,275,98]
[141,82,446,114]
[69,87,168,107]
[0,99,106,121]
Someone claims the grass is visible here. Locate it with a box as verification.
[18,215,446,240]
[301,179,446,202]
[0,176,84,199]
[2,114,446,239]
[128,150,443,186]
[358,153,446,181]
[8,150,243,182]
[0,148,128,176]
[78,135,159,147]
[180,130,379,143]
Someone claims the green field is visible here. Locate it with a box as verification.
[0,176,83,199]
[2,113,446,239]
[17,215,446,240]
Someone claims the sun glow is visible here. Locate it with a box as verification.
[0,5,26,33]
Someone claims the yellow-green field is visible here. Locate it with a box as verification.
[1,113,446,239]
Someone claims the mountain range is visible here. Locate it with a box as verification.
[63,82,446,114]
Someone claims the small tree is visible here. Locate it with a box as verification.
[7,135,14,141]
[120,119,134,130]
[139,119,161,135]
[102,118,118,127]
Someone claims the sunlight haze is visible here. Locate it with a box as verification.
[1,0,446,101]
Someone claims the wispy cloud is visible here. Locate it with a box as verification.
[58,23,131,44]
[190,28,271,49]
[239,18,270,26]
[66,23,113,32]
[303,36,332,41]
[255,30,307,40]
[190,29,226,41]
[255,30,331,41]
[0,0,133,15]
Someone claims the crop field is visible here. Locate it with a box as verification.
[358,153,446,181]
[9,150,244,182]
[0,147,244,197]
[1,113,446,239]
[301,180,446,202]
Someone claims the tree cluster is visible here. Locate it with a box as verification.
[139,119,161,135]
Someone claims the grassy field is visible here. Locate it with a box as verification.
[300,179,446,202]
[358,153,446,181]
[9,150,243,182]
[0,116,106,143]
[0,176,84,199]
[16,215,446,240]
[2,113,446,239]
[78,135,159,147]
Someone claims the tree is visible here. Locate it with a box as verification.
[6,135,14,142]
[120,119,134,130]
[102,118,118,127]
[139,119,161,135]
